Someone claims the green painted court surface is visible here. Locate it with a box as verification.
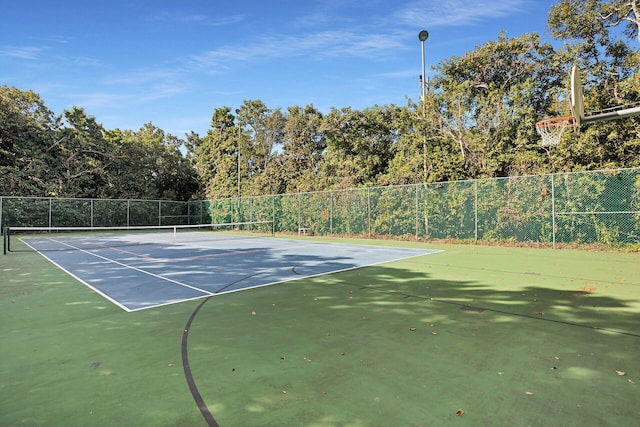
[1,237,639,426]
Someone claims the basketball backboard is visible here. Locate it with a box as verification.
[570,66,584,127]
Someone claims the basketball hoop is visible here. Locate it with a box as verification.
[535,116,575,147]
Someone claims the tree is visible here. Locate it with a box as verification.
[548,0,639,45]
[320,106,400,188]
[0,86,60,196]
[381,103,467,185]
[281,104,326,192]
[234,100,286,195]
[53,107,115,198]
[190,107,239,199]
[108,123,199,200]
[430,32,560,177]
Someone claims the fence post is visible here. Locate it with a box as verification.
[415,184,419,239]
[298,193,301,233]
[474,180,478,241]
[367,188,371,238]
[551,174,556,249]
[329,191,336,235]
[272,195,276,235]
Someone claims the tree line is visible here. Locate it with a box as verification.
[1,0,639,201]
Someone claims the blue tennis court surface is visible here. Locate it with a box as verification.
[21,233,441,311]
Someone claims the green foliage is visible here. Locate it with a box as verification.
[370,186,417,237]
[430,32,561,178]
[281,105,326,193]
[0,86,198,200]
[0,86,60,196]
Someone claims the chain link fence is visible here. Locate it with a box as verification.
[2,167,639,248]
[0,198,211,229]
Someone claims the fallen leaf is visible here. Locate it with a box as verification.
[431,331,438,335]
[167,363,174,367]
[615,370,626,376]
[281,390,287,394]
[455,409,464,416]
[409,327,417,331]
[251,311,257,315]
[525,391,534,396]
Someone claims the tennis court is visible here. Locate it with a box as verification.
[1,231,639,426]
[13,228,438,311]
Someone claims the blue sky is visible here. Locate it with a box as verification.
[2,0,557,137]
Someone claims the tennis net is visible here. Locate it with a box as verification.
[3,221,274,254]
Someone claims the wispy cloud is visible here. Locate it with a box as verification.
[93,72,191,107]
[104,70,180,86]
[35,35,72,44]
[147,12,209,23]
[73,92,132,109]
[395,0,530,27]
[70,56,109,68]
[180,0,531,74]
[205,14,246,27]
[0,46,45,60]
[134,83,191,103]
[374,69,419,79]
[0,43,108,72]
[182,27,408,75]
[74,82,190,110]
[147,11,245,27]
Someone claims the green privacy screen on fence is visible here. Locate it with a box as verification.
[2,167,639,248]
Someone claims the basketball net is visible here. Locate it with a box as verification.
[535,116,575,147]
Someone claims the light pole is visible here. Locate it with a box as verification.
[418,30,429,101]
[418,30,429,182]
[237,140,241,199]
[235,109,241,200]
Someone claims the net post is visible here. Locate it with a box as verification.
[3,227,9,255]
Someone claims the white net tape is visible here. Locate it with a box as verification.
[536,117,574,147]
